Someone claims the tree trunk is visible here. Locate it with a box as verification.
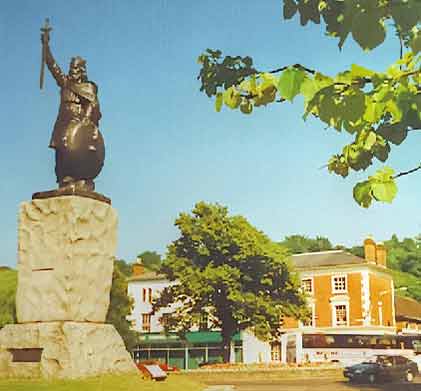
[222,334,231,363]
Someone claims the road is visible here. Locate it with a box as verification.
[204,378,421,391]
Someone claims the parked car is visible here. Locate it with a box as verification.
[410,354,421,372]
[344,354,419,384]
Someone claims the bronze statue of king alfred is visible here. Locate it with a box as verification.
[36,19,107,200]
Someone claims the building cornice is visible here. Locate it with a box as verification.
[297,264,392,280]
[280,325,397,335]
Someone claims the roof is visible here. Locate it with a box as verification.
[128,250,375,281]
[395,295,421,322]
[127,271,167,282]
[291,250,367,269]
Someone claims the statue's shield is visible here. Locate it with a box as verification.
[62,120,105,180]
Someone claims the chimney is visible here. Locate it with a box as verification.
[132,257,144,276]
[364,236,376,264]
[375,242,387,268]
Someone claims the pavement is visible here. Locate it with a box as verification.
[203,377,421,391]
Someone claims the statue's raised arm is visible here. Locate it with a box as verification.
[40,19,66,88]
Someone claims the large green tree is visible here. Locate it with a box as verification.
[0,267,17,329]
[106,259,139,349]
[137,251,162,271]
[153,201,308,362]
[280,234,333,254]
[197,0,421,208]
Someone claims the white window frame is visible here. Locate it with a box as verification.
[142,313,151,332]
[378,301,383,326]
[301,277,314,295]
[331,274,347,294]
[299,302,316,328]
[332,302,349,327]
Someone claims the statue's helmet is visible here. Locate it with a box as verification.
[69,56,87,81]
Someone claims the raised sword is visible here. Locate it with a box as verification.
[40,18,52,90]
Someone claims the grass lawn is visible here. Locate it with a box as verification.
[186,368,344,384]
[0,373,205,391]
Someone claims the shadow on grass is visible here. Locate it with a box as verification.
[339,379,421,390]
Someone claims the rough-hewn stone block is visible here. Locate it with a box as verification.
[0,322,137,379]
[16,196,117,323]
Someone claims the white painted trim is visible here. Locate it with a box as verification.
[279,325,397,335]
[299,302,316,328]
[298,265,393,280]
[331,300,350,327]
[378,302,383,326]
[361,270,371,326]
[330,295,350,302]
[391,279,396,327]
[293,250,344,256]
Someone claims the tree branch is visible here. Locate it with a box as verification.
[393,163,421,179]
[265,63,316,75]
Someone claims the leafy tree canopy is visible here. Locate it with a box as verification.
[153,201,308,362]
[114,258,133,277]
[106,260,139,349]
[0,268,17,329]
[280,234,333,254]
[197,0,421,208]
[137,251,162,271]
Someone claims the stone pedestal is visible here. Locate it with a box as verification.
[16,197,117,323]
[0,322,136,379]
[0,196,137,379]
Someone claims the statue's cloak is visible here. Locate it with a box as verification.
[49,80,101,149]
[68,81,98,104]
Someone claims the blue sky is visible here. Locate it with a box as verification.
[1,1,420,268]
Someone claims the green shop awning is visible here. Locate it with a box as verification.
[185,331,242,344]
[137,331,242,346]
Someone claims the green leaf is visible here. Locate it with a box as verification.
[352,13,386,51]
[240,100,253,114]
[277,68,306,102]
[410,31,421,55]
[371,181,397,203]
[283,0,298,19]
[297,0,320,25]
[342,91,366,123]
[353,181,373,208]
[363,131,377,151]
[223,87,241,109]
[373,166,395,180]
[391,1,420,34]
[215,92,223,112]
[364,167,398,204]
[385,99,403,123]
[300,78,318,107]
[377,123,408,145]
[363,99,385,123]
[350,64,375,78]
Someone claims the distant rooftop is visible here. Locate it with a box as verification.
[127,250,379,282]
[395,295,421,321]
[291,250,367,269]
[127,271,166,282]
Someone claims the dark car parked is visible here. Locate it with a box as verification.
[344,355,419,384]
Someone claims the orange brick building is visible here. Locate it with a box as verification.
[275,238,416,365]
